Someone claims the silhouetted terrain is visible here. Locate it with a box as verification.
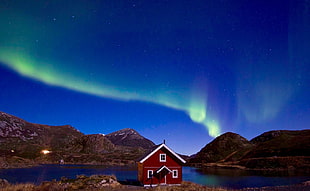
[1,111,309,170]
[189,130,310,170]
[0,111,153,168]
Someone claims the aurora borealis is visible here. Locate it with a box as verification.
[0,0,309,154]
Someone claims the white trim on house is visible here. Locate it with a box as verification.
[147,170,153,179]
[160,153,166,162]
[143,184,181,187]
[172,170,178,178]
[144,166,182,169]
[139,143,186,164]
[156,165,172,174]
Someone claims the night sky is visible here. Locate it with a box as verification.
[0,0,309,155]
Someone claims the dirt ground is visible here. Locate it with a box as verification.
[1,179,310,191]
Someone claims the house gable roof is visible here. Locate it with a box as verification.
[139,143,186,164]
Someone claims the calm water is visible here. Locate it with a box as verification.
[0,165,309,189]
[183,167,309,189]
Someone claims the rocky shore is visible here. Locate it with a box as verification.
[1,175,310,191]
[0,156,37,169]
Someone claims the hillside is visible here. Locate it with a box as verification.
[238,130,310,169]
[0,111,83,159]
[0,111,149,168]
[248,130,310,157]
[189,132,253,164]
[189,130,310,170]
[64,134,116,154]
[105,128,155,149]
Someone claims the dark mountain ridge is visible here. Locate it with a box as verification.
[0,111,82,142]
[0,111,153,168]
[0,111,83,159]
[1,111,309,170]
[105,128,155,149]
[189,129,310,170]
[245,129,310,158]
[189,132,253,163]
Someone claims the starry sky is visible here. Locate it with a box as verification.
[0,0,309,155]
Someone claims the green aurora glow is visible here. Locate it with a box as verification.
[0,50,221,137]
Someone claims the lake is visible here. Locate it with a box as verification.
[0,165,309,189]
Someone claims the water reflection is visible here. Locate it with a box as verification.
[195,167,306,177]
[0,165,137,184]
[0,165,308,189]
[182,166,309,189]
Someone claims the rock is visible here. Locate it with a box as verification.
[0,179,9,188]
[56,174,120,189]
[303,181,310,186]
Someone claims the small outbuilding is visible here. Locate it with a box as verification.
[137,143,186,187]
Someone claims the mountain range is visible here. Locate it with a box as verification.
[1,111,309,170]
[189,130,310,170]
[0,111,154,168]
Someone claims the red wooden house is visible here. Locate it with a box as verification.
[137,143,186,187]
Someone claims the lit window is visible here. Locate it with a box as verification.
[160,154,166,162]
[147,170,153,178]
[172,170,178,178]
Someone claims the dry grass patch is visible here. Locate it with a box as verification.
[150,182,230,191]
[0,183,36,191]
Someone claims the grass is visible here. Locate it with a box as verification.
[1,180,310,191]
[0,183,35,191]
[151,182,228,191]
[0,182,225,191]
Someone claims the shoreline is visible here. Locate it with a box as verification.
[2,161,309,173]
[0,156,137,169]
[1,163,309,190]
[1,178,310,191]
[188,161,310,172]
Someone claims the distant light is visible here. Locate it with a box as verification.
[11,150,14,153]
[41,150,51,155]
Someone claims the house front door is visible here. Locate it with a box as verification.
[157,169,169,184]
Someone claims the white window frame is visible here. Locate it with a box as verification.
[172,170,178,178]
[147,170,153,178]
[159,154,166,162]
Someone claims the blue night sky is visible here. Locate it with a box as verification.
[0,0,309,155]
